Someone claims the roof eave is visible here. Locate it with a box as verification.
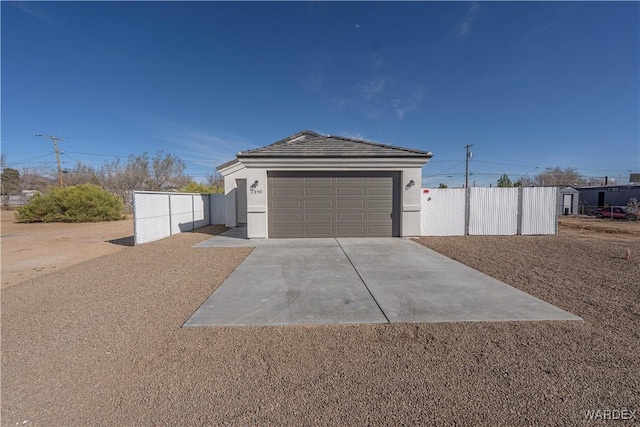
[216,158,240,171]
[237,153,433,159]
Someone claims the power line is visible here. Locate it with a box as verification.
[473,160,542,169]
[64,150,123,158]
[574,167,636,172]
[517,166,540,181]
[424,161,465,177]
[425,159,460,164]
[4,152,55,167]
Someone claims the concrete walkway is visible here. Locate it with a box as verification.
[185,237,581,327]
[193,227,262,248]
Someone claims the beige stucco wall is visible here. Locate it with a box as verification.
[220,157,429,239]
[221,163,246,228]
[400,167,423,237]
[245,168,268,239]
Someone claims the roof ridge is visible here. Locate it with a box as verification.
[238,129,320,154]
[270,129,320,147]
[239,130,320,155]
[235,130,432,158]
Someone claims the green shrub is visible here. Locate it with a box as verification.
[179,182,223,194]
[16,184,125,223]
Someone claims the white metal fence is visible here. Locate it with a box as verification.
[469,187,519,235]
[135,187,557,244]
[522,187,558,234]
[420,188,466,236]
[133,191,225,245]
[421,187,557,236]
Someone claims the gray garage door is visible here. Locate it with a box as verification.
[268,171,400,238]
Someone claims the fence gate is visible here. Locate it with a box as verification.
[421,189,465,236]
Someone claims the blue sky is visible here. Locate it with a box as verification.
[2,1,638,187]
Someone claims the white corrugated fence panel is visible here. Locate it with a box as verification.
[521,187,557,235]
[134,192,171,245]
[193,194,208,229]
[469,188,518,235]
[421,189,466,236]
[169,194,195,234]
[210,194,225,224]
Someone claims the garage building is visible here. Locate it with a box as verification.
[217,130,432,239]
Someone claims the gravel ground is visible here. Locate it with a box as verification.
[2,223,639,425]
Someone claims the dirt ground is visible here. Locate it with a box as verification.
[558,215,639,241]
[1,215,639,425]
[1,211,635,288]
[1,209,134,288]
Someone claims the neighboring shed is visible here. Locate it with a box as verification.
[217,130,432,239]
[577,184,640,208]
[558,186,580,215]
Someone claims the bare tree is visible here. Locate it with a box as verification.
[149,151,189,191]
[96,158,126,202]
[19,164,56,192]
[97,155,149,208]
[206,172,224,189]
[525,167,586,187]
[583,176,607,186]
[64,162,100,186]
[125,153,151,190]
[96,151,190,208]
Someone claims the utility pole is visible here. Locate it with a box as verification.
[36,134,65,187]
[464,144,473,235]
[464,144,473,188]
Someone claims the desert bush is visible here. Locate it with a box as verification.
[179,182,223,194]
[16,184,125,223]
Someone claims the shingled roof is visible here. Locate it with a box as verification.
[217,130,432,170]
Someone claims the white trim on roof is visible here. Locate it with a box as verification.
[236,157,429,170]
[218,160,245,175]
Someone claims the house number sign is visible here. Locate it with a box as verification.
[249,180,262,195]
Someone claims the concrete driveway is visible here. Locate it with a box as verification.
[185,233,581,326]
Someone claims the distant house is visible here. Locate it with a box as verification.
[0,190,37,208]
[577,184,640,208]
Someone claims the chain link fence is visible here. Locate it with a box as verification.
[569,204,639,220]
[0,195,30,208]
[133,192,225,245]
